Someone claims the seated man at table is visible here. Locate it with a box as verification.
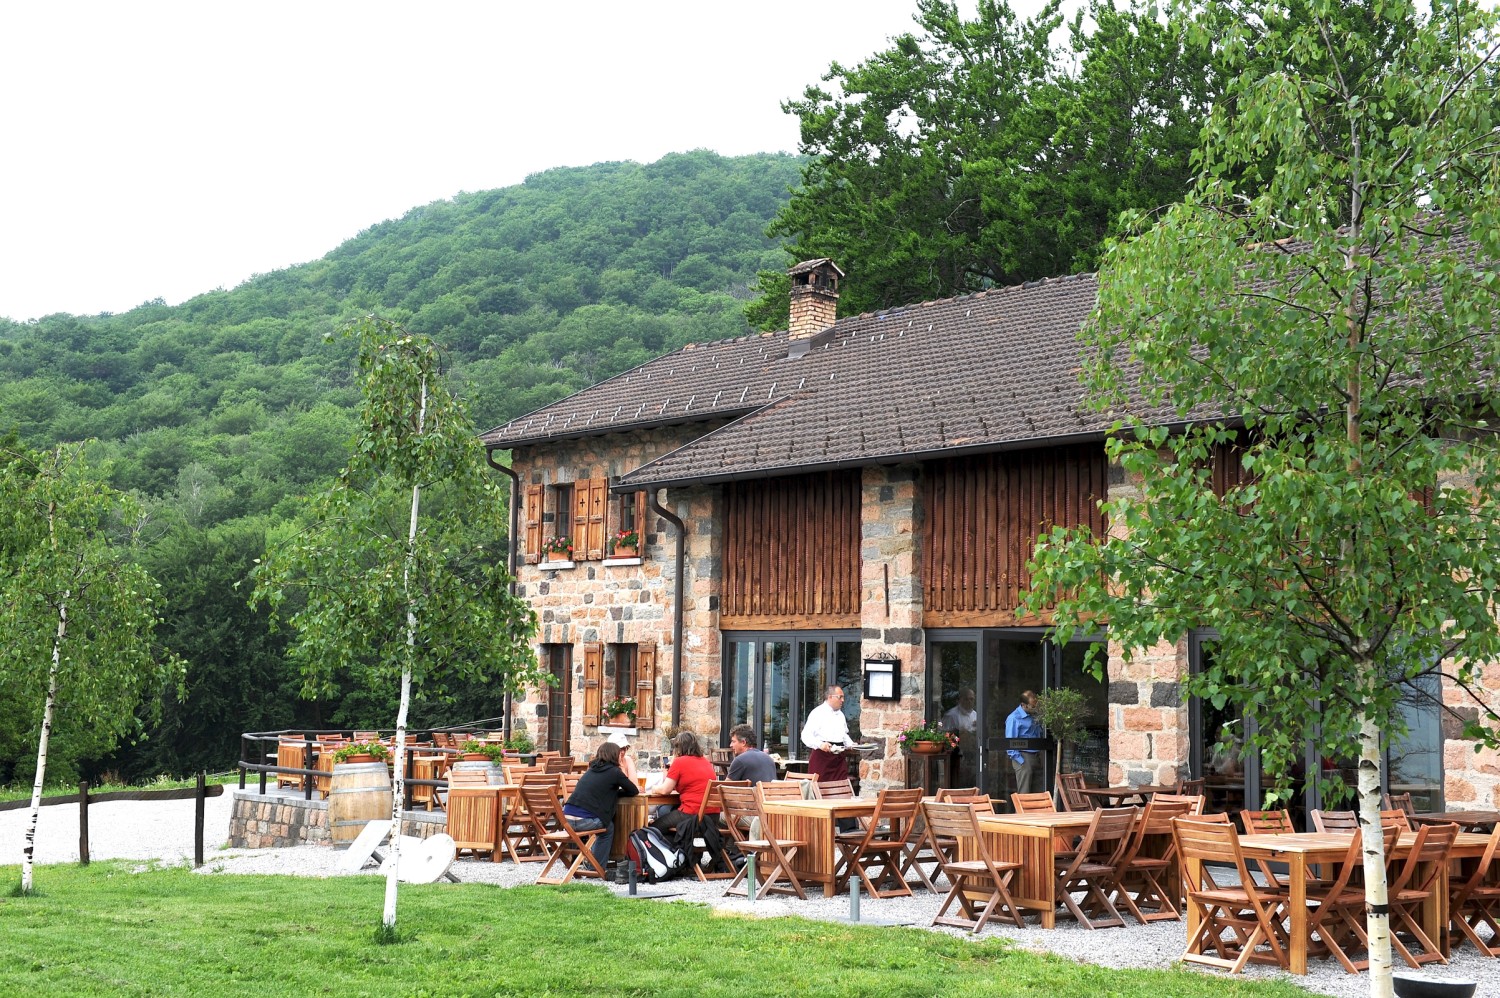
[726,724,777,785]
[563,739,639,867]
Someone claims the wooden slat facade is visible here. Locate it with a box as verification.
[721,470,861,626]
[921,445,1107,625]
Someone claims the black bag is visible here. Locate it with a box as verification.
[625,826,686,883]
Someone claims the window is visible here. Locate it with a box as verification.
[582,641,657,728]
[722,631,861,760]
[609,643,636,706]
[524,478,644,564]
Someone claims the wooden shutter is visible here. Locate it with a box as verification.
[582,642,603,726]
[634,643,657,729]
[586,478,607,560]
[522,484,544,564]
[572,484,590,556]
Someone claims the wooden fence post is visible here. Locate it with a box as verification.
[78,781,90,865]
[195,772,207,867]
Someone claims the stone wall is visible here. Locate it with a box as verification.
[1443,668,1500,808]
[858,464,926,791]
[228,790,445,849]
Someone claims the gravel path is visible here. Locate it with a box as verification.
[4,793,1491,998]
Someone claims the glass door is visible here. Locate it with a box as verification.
[985,633,1049,803]
[929,629,1107,807]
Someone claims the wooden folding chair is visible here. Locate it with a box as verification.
[1236,808,1308,891]
[543,755,575,774]
[1449,823,1500,958]
[1173,816,1289,973]
[835,787,924,899]
[810,777,855,799]
[1382,791,1417,823]
[689,779,746,882]
[520,784,607,885]
[1175,777,1206,796]
[1054,806,1135,929]
[1113,799,1193,922]
[1384,821,1459,968]
[1151,792,1205,814]
[719,784,807,899]
[923,801,1024,932]
[1011,791,1056,814]
[1310,809,1359,833]
[1307,825,1398,974]
[1059,771,1091,811]
[937,786,981,799]
[901,792,981,893]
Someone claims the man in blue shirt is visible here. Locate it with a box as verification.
[1005,690,1044,794]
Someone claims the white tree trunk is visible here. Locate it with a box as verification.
[21,598,65,894]
[382,375,426,931]
[1358,709,1394,998]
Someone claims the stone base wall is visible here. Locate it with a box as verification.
[1443,664,1500,808]
[1106,637,1191,787]
[228,791,446,849]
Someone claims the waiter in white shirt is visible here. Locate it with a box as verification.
[800,685,851,784]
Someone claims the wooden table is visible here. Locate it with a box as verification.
[1411,810,1499,832]
[610,791,679,860]
[1074,785,1174,807]
[759,797,880,897]
[970,811,1098,927]
[1202,830,1494,974]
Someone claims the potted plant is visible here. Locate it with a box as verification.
[1033,687,1092,801]
[608,527,640,558]
[897,722,958,754]
[603,695,637,726]
[542,535,575,561]
[332,740,390,765]
[504,731,536,754]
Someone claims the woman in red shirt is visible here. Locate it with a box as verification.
[651,730,717,833]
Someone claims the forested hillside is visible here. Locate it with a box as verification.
[0,150,803,783]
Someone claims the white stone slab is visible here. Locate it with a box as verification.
[378,833,457,884]
[337,819,392,873]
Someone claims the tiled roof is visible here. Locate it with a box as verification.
[618,274,1117,489]
[482,271,1134,488]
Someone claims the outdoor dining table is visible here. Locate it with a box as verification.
[1196,830,1494,975]
[758,796,880,897]
[969,811,1099,927]
[609,790,680,860]
[1410,810,1500,833]
[1074,785,1174,807]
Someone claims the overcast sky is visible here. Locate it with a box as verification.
[0,1,1065,323]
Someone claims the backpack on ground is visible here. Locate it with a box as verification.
[625,825,686,883]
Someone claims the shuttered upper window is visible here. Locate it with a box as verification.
[521,478,646,564]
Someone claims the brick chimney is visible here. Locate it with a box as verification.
[787,259,844,340]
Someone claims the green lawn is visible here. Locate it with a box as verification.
[0,863,1317,998]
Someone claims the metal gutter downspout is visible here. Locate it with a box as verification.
[649,488,686,729]
[486,448,520,740]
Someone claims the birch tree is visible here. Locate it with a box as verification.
[0,443,173,895]
[252,316,540,934]
[1026,2,1500,993]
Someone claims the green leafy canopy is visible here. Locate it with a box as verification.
[1025,0,1500,802]
[250,317,542,702]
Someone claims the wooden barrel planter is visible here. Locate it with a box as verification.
[328,761,391,843]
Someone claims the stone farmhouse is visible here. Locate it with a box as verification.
[480,259,1500,814]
